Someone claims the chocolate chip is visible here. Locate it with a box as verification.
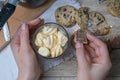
[79,14,82,17]
[98,16,101,21]
[70,11,72,13]
[83,11,86,14]
[67,14,69,17]
[115,6,118,9]
[83,9,88,14]
[63,14,66,18]
[64,25,67,27]
[64,8,67,12]
[59,8,61,10]
[70,16,72,20]
[85,8,88,12]
[93,13,96,17]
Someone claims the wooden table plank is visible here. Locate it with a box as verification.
[106,77,120,80]
[41,77,77,80]
[41,77,120,80]
[42,49,120,80]
[109,49,120,77]
[43,58,77,77]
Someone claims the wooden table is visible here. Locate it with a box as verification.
[42,50,120,80]
[41,0,120,80]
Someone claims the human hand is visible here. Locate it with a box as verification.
[10,18,44,80]
[75,32,112,80]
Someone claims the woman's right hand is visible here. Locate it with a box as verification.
[75,32,112,80]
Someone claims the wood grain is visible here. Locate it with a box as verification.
[41,49,120,79]
[41,77,120,80]
[42,49,120,79]
[0,0,55,51]
[41,77,77,80]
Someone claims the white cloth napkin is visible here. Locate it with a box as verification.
[39,0,81,72]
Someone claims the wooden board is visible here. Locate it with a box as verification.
[0,0,55,51]
[42,49,120,79]
[42,49,120,80]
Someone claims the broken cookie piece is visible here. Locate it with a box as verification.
[76,29,88,44]
[75,7,89,30]
[71,29,88,48]
[88,11,111,36]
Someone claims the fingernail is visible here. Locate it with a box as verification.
[39,18,43,20]
[41,19,44,22]
[75,41,82,48]
[22,23,27,30]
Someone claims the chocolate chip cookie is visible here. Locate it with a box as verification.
[107,0,120,18]
[88,11,111,36]
[75,7,89,30]
[55,5,76,27]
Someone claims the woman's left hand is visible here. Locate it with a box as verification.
[10,18,44,80]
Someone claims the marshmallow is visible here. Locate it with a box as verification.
[55,45,63,57]
[58,31,68,47]
[51,45,63,58]
[43,35,54,49]
[43,26,57,35]
[38,47,50,57]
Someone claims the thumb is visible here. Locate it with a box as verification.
[20,23,30,48]
[75,42,88,67]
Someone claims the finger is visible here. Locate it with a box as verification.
[85,45,100,63]
[84,49,92,64]
[86,32,106,49]
[20,23,30,48]
[10,26,21,49]
[73,31,77,43]
[28,18,44,35]
[99,45,110,64]
[75,41,89,68]
[87,32,110,64]
[27,18,44,29]
[85,45,97,58]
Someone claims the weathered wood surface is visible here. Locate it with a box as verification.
[41,49,120,80]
